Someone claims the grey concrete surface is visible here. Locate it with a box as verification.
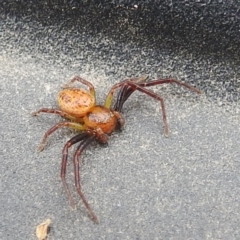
[1,11,240,240]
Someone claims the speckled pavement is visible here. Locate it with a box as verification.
[1,1,240,239]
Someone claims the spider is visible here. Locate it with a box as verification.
[32,76,202,223]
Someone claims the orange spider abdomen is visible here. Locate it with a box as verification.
[58,88,95,117]
[83,106,118,134]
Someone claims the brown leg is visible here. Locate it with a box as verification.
[112,78,202,135]
[127,82,169,136]
[37,121,86,152]
[73,136,99,223]
[114,85,136,112]
[104,76,148,108]
[114,78,202,111]
[32,108,79,121]
[61,132,90,209]
[139,79,202,94]
[106,80,169,135]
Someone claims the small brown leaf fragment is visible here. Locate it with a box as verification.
[36,219,51,240]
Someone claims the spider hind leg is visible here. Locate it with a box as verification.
[73,135,99,223]
[61,132,90,209]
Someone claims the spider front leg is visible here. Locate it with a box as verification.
[73,135,99,223]
[105,79,169,136]
[126,81,202,136]
[114,76,149,112]
[139,79,202,94]
[37,122,86,152]
[128,83,169,136]
[104,76,148,109]
[111,78,202,136]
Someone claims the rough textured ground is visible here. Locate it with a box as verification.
[0,1,240,239]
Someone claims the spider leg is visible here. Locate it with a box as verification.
[126,82,170,136]
[138,79,202,94]
[104,76,148,108]
[73,135,99,223]
[112,78,202,135]
[37,121,86,152]
[132,80,202,135]
[32,108,79,121]
[61,132,90,209]
[114,85,135,112]
[62,76,96,102]
[114,78,202,112]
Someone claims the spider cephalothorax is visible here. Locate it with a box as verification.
[32,76,202,223]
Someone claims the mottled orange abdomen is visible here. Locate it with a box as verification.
[83,106,117,134]
[58,88,95,117]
